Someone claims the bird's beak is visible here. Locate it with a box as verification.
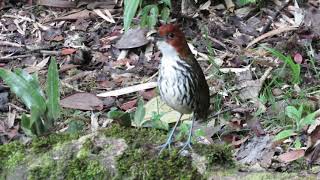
[154,33,165,42]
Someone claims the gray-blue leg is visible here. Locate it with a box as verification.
[179,116,195,153]
[158,113,183,154]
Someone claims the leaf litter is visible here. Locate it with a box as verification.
[0,0,319,177]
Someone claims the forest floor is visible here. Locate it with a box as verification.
[0,0,320,179]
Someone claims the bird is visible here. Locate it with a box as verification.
[156,24,210,153]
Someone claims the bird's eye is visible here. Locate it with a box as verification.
[167,32,175,39]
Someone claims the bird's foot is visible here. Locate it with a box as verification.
[157,139,172,155]
[179,138,193,154]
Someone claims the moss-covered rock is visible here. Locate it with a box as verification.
[0,124,237,180]
[1,131,127,179]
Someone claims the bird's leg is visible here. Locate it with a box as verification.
[158,113,183,154]
[179,115,195,153]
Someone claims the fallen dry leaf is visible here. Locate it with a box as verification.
[61,93,103,110]
[237,135,275,168]
[61,48,77,55]
[278,149,305,163]
[120,99,137,111]
[115,28,149,49]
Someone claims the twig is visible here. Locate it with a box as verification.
[64,71,92,83]
[204,35,231,52]
[0,54,32,61]
[97,82,157,97]
[246,26,297,48]
[208,108,233,119]
[260,0,292,34]
[61,81,85,92]
[0,41,25,48]
[8,103,28,113]
[39,50,61,56]
[144,71,158,83]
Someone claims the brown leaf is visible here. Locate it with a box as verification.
[61,48,77,55]
[228,118,244,130]
[115,28,149,49]
[247,116,266,136]
[278,149,305,163]
[139,89,156,100]
[120,99,137,111]
[38,0,76,8]
[232,135,250,148]
[60,93,103,110]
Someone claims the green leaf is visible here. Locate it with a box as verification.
[285,106,300,121]
[140,5,158,28]
[21,114,33,136]
[21,106,46,136]
[67,120,84,133]
[46,57,61,123]
[148,5,159,28]
[107,109,131,127]
[299,112,316,128]
[238,0,256,6]
[161,0,171,8]
[160,7,170,23]
[15,69,45,98]
[294,138,301,149]
[264,47,300,84]
[273,129,295,141]
[141,118,168,130]
[140,5,153,27]
[0,68,46,113]
[133,99,146,127]
[124,0,141,31]
[30,106,46,135]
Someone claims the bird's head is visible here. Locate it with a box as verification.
[156,24,192,59]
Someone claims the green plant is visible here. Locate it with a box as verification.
[238,0,257,6]
[123,0,171,31]
[264,47,301,84]
[274,105,316,144]
[107,98,168,130]
[0,57,60,136]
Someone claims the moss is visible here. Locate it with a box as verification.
[28,155,56,180]
[287,158,308,172]
[117,149,201,180]
[104,125,202,179]
[194,144,235,168]
[65,158,107,179]
[28,136,108,179]
[31,132,80,153]
[0,141,25,172]
[104,124,167,146]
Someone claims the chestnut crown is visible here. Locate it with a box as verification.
[157,24,192,59]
